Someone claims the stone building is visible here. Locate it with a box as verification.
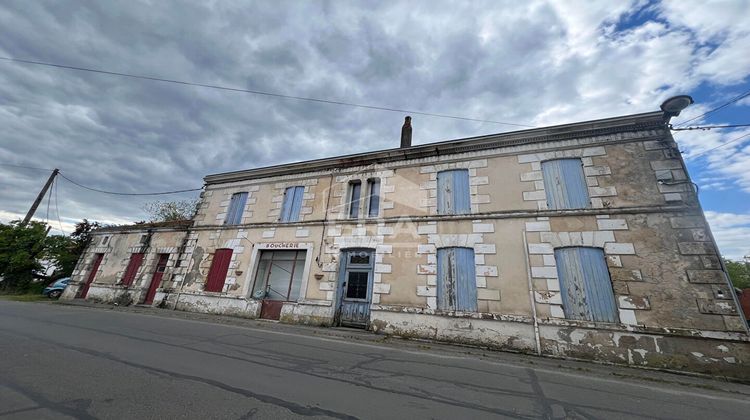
[63,108,750,378]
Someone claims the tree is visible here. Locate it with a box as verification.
[0,219,101,293]
[725,259,750,290]
[0,221,48,292]
[44,219,101,280]
[142,199,198,222]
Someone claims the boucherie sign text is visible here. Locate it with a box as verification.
[265,242,302,249]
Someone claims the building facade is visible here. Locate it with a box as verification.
[62,111,750,378]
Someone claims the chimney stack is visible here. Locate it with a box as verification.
[400,116,412,148]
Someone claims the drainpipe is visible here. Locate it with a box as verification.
[667,128,750,334]
[523,230,542,355]
[316,171,336,268]
[171,227,192,311]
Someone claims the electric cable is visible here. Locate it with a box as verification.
[44,183,52,226]
[58,171,202,196]
[54,178,66,235]
[0,163,54,171]
[688,132,750,159]
[0,56,534,128]
[670,123,750,131]
[674,88,750,126]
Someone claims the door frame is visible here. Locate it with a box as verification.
[78,253,104,299]
[144,253,170,305]
[334,248,375,327]
[242,242,314,301]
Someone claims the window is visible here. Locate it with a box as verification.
[101,236,110,246]
[348,180,362,218]
[437,169,471,215]
[224,192,248,225]
[121,253,145,286]
[204,248,233,292]
[251,250,306,301]
[138,235,148,244]
[541,159,590,210]
[345,272,369,299]
[554,247,618,323]
[436,247,477,312]
[280,186,305,222]
[366,178,381,217]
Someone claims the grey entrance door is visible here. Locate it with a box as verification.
[336,249,374,328]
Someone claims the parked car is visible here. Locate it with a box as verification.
[42,277,70,299]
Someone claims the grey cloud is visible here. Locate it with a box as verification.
[1,0,749,230]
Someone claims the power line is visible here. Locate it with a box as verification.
[44,183,53,226]
[58,171,202,196]
[54,178,66,235]
[688,132,750,159]
[674,88,750,126]
[0,56,534,128]
[670,123,750,131]
[0,163,54,171]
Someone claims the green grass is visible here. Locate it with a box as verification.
[0,293,51,302]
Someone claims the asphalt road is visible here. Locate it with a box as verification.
[1,301,749,419]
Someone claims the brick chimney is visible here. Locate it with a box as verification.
[400,116,412,148]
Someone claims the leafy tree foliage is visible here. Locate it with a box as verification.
[725,259,750,290]
[143,199,199,222]
[0,221,48,292]
[0,219,100,293]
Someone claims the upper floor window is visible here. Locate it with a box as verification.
[366,178,381,217]
[280,186,305,222]
[554,247,617,323]
[100,236,110,246]
[437,169,470,215]
[436,247,477,312]
[541,159,590,210]
[224,192,248,225]
[348,180,362,219]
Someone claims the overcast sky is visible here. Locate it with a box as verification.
[1,1,749,258]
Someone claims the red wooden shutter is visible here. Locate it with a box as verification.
[205,249,232,292]
[121,253,145,286]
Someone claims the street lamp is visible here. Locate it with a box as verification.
[660,95,694,121]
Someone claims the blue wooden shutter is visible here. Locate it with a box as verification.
[280,187,295,222]
[541,159,590,209]
[289,186,305,222]
[452,170,471,214]
[437,171,452,214]
[437,248,454,310]
[437,169,470,214]
[225,192,248,225]
[554,247,617,323]
[454,247,477,311]
[349,181,361,218]
[367,179,380,217]
[437,247,477,312]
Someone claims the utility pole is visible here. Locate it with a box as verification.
[23,168,59,224]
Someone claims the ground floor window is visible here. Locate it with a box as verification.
[436,247,477,312]
[252,250,306,301]
[554,247,618,323]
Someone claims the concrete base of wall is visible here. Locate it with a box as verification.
[539,324,750,380]
[370,309,537,352]
[170,292,261,318]
[280,301,335,326]
[60,283,143,306]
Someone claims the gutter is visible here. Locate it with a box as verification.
[523,231,542,355]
